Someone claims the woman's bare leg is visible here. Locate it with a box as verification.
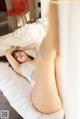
[32,0,62,113]
[39,1,59,58]
[55,55,63,104]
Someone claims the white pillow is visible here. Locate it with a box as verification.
[0,19,48,57]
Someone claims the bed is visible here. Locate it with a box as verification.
[0,17,64,119]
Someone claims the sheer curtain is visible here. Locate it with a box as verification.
[59,1,80,119]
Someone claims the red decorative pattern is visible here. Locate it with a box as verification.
[8,0,29,16]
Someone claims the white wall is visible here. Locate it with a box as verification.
[59,1,80,119]
[58,4,74,119]
[41,0,49,18]
[35,0,49,18]
[41,0,80,119]
[69,3,80,119]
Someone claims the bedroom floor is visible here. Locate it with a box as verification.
[0,90,23,119]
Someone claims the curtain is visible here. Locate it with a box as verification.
[59,1,80,119]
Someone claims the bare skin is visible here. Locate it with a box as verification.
[32,1,62,113]
[5,44,38,76]
[55,54,63,104]
[5,0,63,114]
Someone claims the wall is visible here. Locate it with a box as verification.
[41,0,49,18]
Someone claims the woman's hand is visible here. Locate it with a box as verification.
[5,46,16,55]
[14,46,24,50]
[9,45,24,51]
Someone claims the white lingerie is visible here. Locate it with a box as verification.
[21,62,37,87]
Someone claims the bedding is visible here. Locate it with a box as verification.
[0,62,64,119]
[0,18,48,56]
[0,18,64,119]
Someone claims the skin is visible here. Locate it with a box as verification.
[13,51,32,63]
[5,1,63,114]
[32,1,62,113]
[5,44,38,76]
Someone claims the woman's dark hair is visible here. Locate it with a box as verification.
[12,50,34,64]
[0,56,8,62]
[0,50,34,63]
[0,51,34,82]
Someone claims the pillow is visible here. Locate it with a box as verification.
[0,19,48,56]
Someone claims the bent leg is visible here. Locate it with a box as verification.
[32,1,62,114]
[55,54,63,104]
[39,0,59,59]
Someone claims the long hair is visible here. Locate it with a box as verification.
[0,56,8,62]
[0,56,12,67]
[0,50,34,63]
[12,50,34,63]
[0,50,34,82]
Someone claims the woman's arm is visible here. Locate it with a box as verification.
[15,43,38,51]
[24,43,38,50]
[5,49,21,74]
[5,47,39,76]
[15,43,39,57]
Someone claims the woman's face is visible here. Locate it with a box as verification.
[14,51,29,63]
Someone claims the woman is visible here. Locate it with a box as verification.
[4,0,63,114]
[4,43,38,84]
[31,0,63,114]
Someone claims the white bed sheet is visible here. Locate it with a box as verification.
[0,18,64,119]
[0,63,64,119]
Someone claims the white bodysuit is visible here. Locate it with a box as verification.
[21,62,37,87]
[21,48,38,87]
